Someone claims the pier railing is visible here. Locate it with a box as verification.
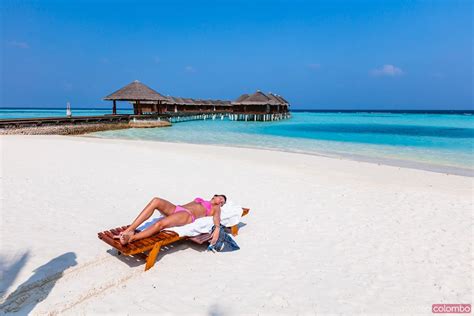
[160,112,229,123]
[229,112,291,121]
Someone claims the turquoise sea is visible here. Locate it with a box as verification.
[1,108,473,174]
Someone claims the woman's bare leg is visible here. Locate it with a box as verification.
[128,212,192,243]
[124,197,176,233]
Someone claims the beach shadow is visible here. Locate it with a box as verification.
[0,252,30,299]
[0,252,77,315]
[208,303,226,316]
[109,239,209,269]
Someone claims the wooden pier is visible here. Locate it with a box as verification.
[0,109,294,131]
[0,114,131,129]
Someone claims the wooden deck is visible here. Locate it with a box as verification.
[0,114,131,129]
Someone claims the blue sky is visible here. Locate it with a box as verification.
[1,0,472,109]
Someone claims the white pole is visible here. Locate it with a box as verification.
[66,102,72,117]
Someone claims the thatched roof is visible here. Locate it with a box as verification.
[171,97,184,104]
[274,94,289,105]
[235,94,249,103]
[214,100,232,106]
[104,80,167,101]
[231,91,290,106]
[246,91,272,103]
[181,98,196,105]
[267,93,283,105]
[104,81,289,108]
[161,96,174,105]
[233,90,274,105]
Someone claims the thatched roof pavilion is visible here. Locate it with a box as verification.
[267,93,283,105]
[235,94,249,103]
[103,80,167,114]
[232,90,290,115]
[182,98,195,105]
[271,93,289,106]
[104,80,166,101]
[170,97,183,105]
[161,96,176,105]
[233,91,277,105]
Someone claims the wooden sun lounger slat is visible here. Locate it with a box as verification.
[146,237,160,244]
[110,228,120,236]
[133,240,145,248]
[125,242,140,252]
[188,233,212,245]
[98,207,250,270]
[144,237,160,246]
[138,238,152,247]
[104,231,116,240]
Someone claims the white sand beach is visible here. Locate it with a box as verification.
[0,135,472,315]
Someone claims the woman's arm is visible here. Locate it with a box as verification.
[210,206,221,245]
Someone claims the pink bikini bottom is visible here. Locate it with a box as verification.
[173,205,196,223]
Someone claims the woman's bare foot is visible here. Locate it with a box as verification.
[113,231,135,246]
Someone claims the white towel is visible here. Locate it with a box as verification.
[137,200,244,237]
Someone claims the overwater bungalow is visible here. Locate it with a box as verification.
[103,80,167,115]
[232,90,290,114]
[231,90,290,121]
[103,81,290,120]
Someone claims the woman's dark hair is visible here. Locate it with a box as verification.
[214,194,227,203]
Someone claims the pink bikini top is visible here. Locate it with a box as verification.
[194,197,212,216]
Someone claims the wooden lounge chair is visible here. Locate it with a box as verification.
[98,208,250,271]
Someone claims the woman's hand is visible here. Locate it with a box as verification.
[210,228,219,245]
[210,206,221,245]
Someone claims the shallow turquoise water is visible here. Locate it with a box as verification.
[89,112,474,171]
[1,108,472,171]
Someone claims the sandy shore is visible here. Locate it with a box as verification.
[0,135,472,315]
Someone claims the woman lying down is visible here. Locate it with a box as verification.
[114,194,227,246]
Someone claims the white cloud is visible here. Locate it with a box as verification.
[308,63,321,70]
[184,65,196,73]
[8,41,29,49]
[371,64,403,77]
